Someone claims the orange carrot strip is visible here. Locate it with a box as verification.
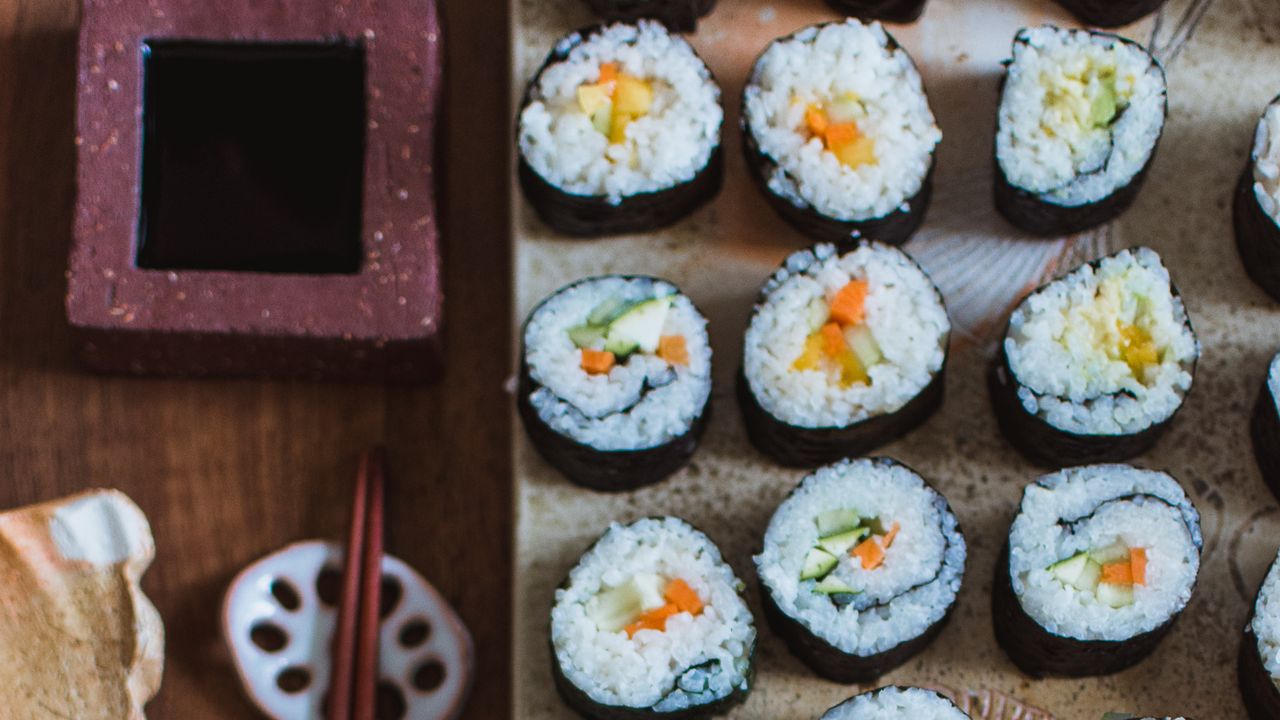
[882,522,901,548]
[1129,548,1147,586]
[657,335,690,366]
[852,537,885,570]
[580,348,616,375]
[829,280,869,326]
[664,579,704,616]
[624,603,679,638]
[824,122,860,149]
[1101,561,1134,586]
[820,322,847,358]
[598,62,619,85]
[805,105,829,136]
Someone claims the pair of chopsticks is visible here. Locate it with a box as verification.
[328,448,386,720]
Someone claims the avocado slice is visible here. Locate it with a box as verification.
[815,508,860,537]
[800,547,839,581]
[818,527,870,556]
[605,296,671,355]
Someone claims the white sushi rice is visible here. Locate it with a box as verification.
[552,517,755,712]
[997,26,1166,207]
[744,243,949,428]
[1005,247,1198,435]
[755,459,966,656]
[1252,99,1280,223]
[822,686,970,720]
[1251,548,1280,685]
[1270,352,1280,415]
[524,276,712,451]
[518,21,722,204]
[742,20,941,221]
[1008,465,1202,642]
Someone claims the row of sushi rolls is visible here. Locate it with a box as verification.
[516,0,1280,717]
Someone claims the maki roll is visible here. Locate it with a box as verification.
[1052,0,1169,29]
[551,517,755,719]
[995,27,1167,236]
[1251,351,1280,502]
[517,22,723,237]
[994,464,1202,677]
[519,276,712,491]
[740,242,949,467]
[741,20,941,245]
[755,458,966,682]
[822,686,971,719]
[583,0,716,33]
[823,0,928,24]
[990,247,1198,467]
[1234,95,1280,302]
[1240,547,1280,719]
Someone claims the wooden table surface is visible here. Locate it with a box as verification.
[0,0,512,718]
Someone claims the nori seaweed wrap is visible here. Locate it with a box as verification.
[755,458,966,683]
[1053,0,1169,29]
[823,0,928,24]
[739,242,949,468]
[1251,351,1280,503]
[994,465,1202,678]
[1241,547,1280,720]
[994,27,1166,237]
[740,19,940,246]
[583,0,717,33]
[550,517,755,719]
[990,247,1198,467]
[1234,95,1280,302]
[518,276,712,492]
[517,21,723,237]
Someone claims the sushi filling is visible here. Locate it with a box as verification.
[997,26,1165,206]
[519,21,722,204]
[744,243,948,429]
[1251,100,1280,224]
[552,518,755,712]
[822,686,970,719]
[743,20,941,221]
[1251,550,1280,689]
[524,277,711,451]
[1004,247,1198,435]
[1008,465,1201,642]
[756,459,966,656]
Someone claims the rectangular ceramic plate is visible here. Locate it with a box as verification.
[513,0,1280,716]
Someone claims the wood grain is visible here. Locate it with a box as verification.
[0,0,512,717]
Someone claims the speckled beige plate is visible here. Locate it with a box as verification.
[513,1,1280,717]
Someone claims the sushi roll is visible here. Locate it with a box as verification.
[1251,352,1280,503]
[518,276,712,491]
[995,27,1167,236]
[821,686,971,719]
[551,517,756,719]
[1234,95,1280,302]
[990,247,1198,467]
[1240,547,1280,720]
[755,458,966,682]
[994,464,1202,677]
[583,0,716,33]
[517,22,723,237]
[1052,0,1169,29]
[740,242,949,467]
[741,20,941,245]
[823,0,928,24]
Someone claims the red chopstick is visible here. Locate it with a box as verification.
[328,448,386,720]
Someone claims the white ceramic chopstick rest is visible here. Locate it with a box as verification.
[222,540,473,720]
